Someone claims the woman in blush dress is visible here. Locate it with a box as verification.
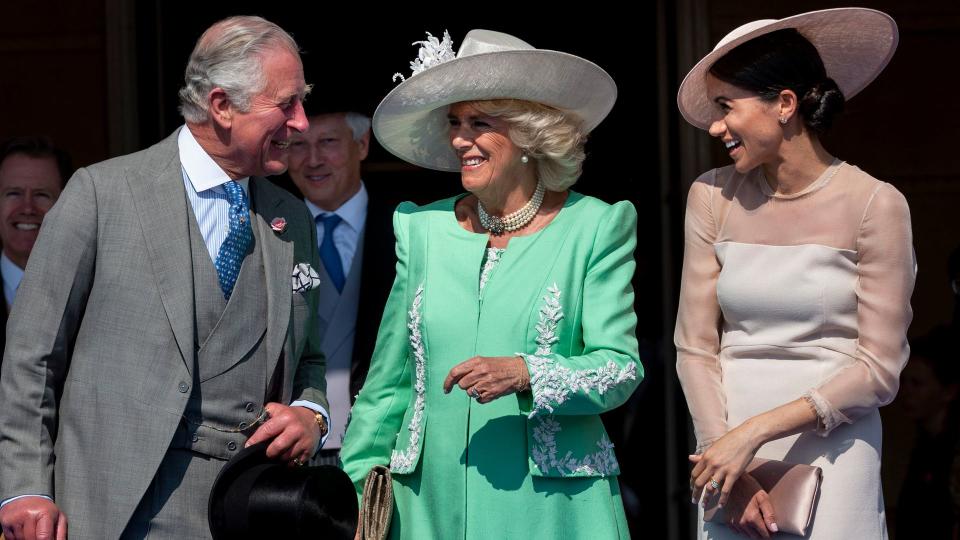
[674,8,914,539]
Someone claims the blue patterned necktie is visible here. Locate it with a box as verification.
[317,214,345,293]
[215,180,253,299]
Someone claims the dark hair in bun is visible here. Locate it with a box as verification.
[710,28,845,134]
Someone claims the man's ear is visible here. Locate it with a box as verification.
[209,87,233,129]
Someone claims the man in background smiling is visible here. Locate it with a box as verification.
[0,136,69,370]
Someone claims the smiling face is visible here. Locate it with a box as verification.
[447,102,525,197]
[287,113,369,211]
[222,46,310,178]
[0,153,63,268]
[705,73,784,173]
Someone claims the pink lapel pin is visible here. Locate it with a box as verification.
[270,217,287,234]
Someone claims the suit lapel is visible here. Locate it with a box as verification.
[125,131,195,375]
[250,177,293,379]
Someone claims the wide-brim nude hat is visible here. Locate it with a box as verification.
[373,29,617,171]
[677,7,898,130]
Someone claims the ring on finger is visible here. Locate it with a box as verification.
[709,478,721,490]
[293,457,305,467]
[469,388,481,399]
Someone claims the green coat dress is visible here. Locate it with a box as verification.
[341,192,641,539]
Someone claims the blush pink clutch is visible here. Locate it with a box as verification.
[704,457,822,536]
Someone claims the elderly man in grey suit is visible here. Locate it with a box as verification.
[0,16,330,540]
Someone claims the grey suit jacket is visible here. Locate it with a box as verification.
[0,130,327,539]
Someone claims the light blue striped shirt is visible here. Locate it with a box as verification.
[177,125,250,263]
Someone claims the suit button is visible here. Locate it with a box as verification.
[227,441,237,452]
[238,422,248,430]
[245,402,256,413]
[191,434,199,443]
[178,382,189,393]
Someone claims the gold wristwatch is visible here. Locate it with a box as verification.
[314,411,328,437]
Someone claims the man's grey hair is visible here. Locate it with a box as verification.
[343,112,371,141]
[178,16,301,123]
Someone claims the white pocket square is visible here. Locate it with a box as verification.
[292,263,321,293]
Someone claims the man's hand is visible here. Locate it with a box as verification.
[0,497,67,540]
[245,403,321,465]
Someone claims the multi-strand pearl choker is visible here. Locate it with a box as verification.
[478,181,545,235]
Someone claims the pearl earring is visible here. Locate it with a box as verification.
[520,154,529,164]
[779,116,788,125]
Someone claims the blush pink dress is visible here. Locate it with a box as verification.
[675,160,915,539]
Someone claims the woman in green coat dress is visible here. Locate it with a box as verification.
[340,28,642,539]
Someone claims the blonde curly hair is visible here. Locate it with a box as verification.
[465,99,587,192]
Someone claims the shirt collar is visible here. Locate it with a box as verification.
[177,125,249,194]
[303,182,368,233]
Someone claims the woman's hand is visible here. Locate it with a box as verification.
[690,419,764,507]
[443,356,530,404]
[722,472,778,539]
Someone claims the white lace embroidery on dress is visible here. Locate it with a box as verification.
[521,284,634,476]
[392,30,456,82]
[390,283,427,472]
[531,417,620,477]
[521,285,637,418]
[479,247,505,295]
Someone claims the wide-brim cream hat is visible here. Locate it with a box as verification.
[677,7,898,130]
[373,29,617,171]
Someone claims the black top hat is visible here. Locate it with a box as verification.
[208,441,358,540]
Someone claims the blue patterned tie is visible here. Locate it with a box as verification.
[317,214,345,293]
[215,181,253,299]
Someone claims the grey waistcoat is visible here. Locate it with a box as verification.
[171,204,272,460]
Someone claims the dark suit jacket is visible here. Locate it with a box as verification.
[350,186,405,397]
